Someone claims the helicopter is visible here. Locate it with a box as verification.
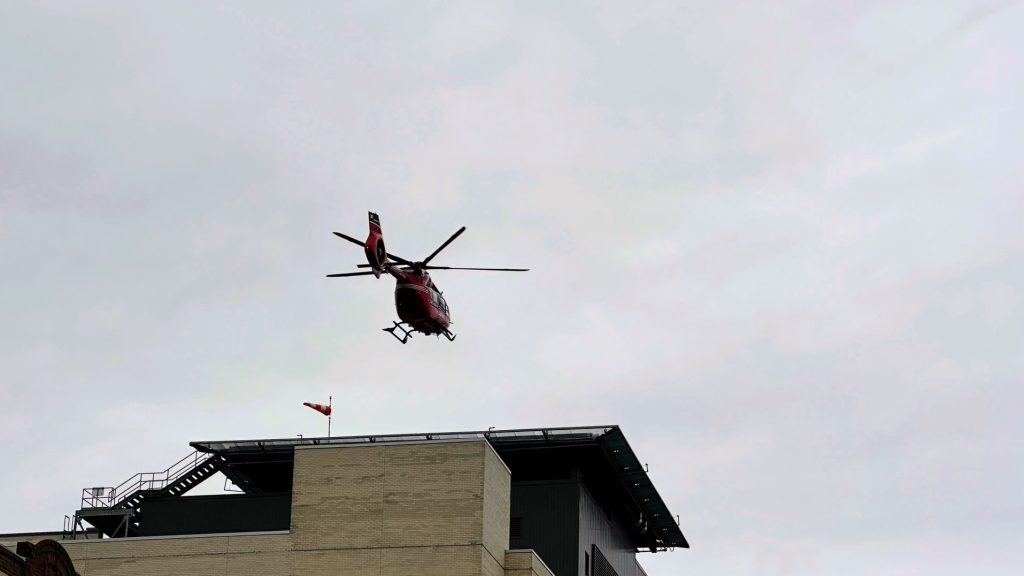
[328,212,528,343]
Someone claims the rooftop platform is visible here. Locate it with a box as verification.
[192,425,688,550]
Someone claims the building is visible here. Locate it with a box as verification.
[5,426,687,576]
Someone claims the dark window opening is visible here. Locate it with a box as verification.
[510,516,522,539]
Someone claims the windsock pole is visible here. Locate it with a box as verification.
[328,396,332,437]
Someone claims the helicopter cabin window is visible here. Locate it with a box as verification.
[429,289,448,314]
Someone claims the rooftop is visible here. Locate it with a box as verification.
[192,425,688,550]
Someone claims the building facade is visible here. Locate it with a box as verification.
[5,426,686,576]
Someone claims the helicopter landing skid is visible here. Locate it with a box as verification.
[383,321,413,344]
[440,328,456,342]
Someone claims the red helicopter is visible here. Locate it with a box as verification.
[328,212,528,343]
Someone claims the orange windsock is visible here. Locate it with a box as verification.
[303,402,332,416]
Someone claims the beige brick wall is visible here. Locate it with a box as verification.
[381,442,484,548]
[63,532,290,576]
[482,546,506,576]
[504,549,556,576]
[56,439,515,576]
[482,441,512,567]
[291,442,385,550]
[291,548,379,576]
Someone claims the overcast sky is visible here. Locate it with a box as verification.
[1,1,1022,574]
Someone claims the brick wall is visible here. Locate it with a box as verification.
[505,549,556,576]
[482,441,512,574]
[63,532,290,576]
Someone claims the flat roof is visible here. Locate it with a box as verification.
[192,425,688,550]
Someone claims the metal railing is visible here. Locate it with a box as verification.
[80,451,214,509]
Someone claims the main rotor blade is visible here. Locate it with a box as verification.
[325,271,377,278]
[385,252,416,266]
[421,266,529,272]
[357,256,416,267]
[332,231,366,248]
[334,233,415,266]
[422,226,466,266]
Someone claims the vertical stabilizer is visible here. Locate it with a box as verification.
[364,211,386,277]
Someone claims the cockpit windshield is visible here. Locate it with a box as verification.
[429,284,448,314]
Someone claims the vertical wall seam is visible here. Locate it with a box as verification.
[379,445,386,576]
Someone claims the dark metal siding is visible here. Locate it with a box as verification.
[137,493,290,536]
[591,545,619,576]
[510,480,581,576]
[579,485,645,576]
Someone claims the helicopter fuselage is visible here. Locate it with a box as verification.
[388,266,451,336]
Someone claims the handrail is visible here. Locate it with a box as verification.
[80,451,215,509]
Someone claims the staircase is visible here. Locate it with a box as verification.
[74,451,224,538]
